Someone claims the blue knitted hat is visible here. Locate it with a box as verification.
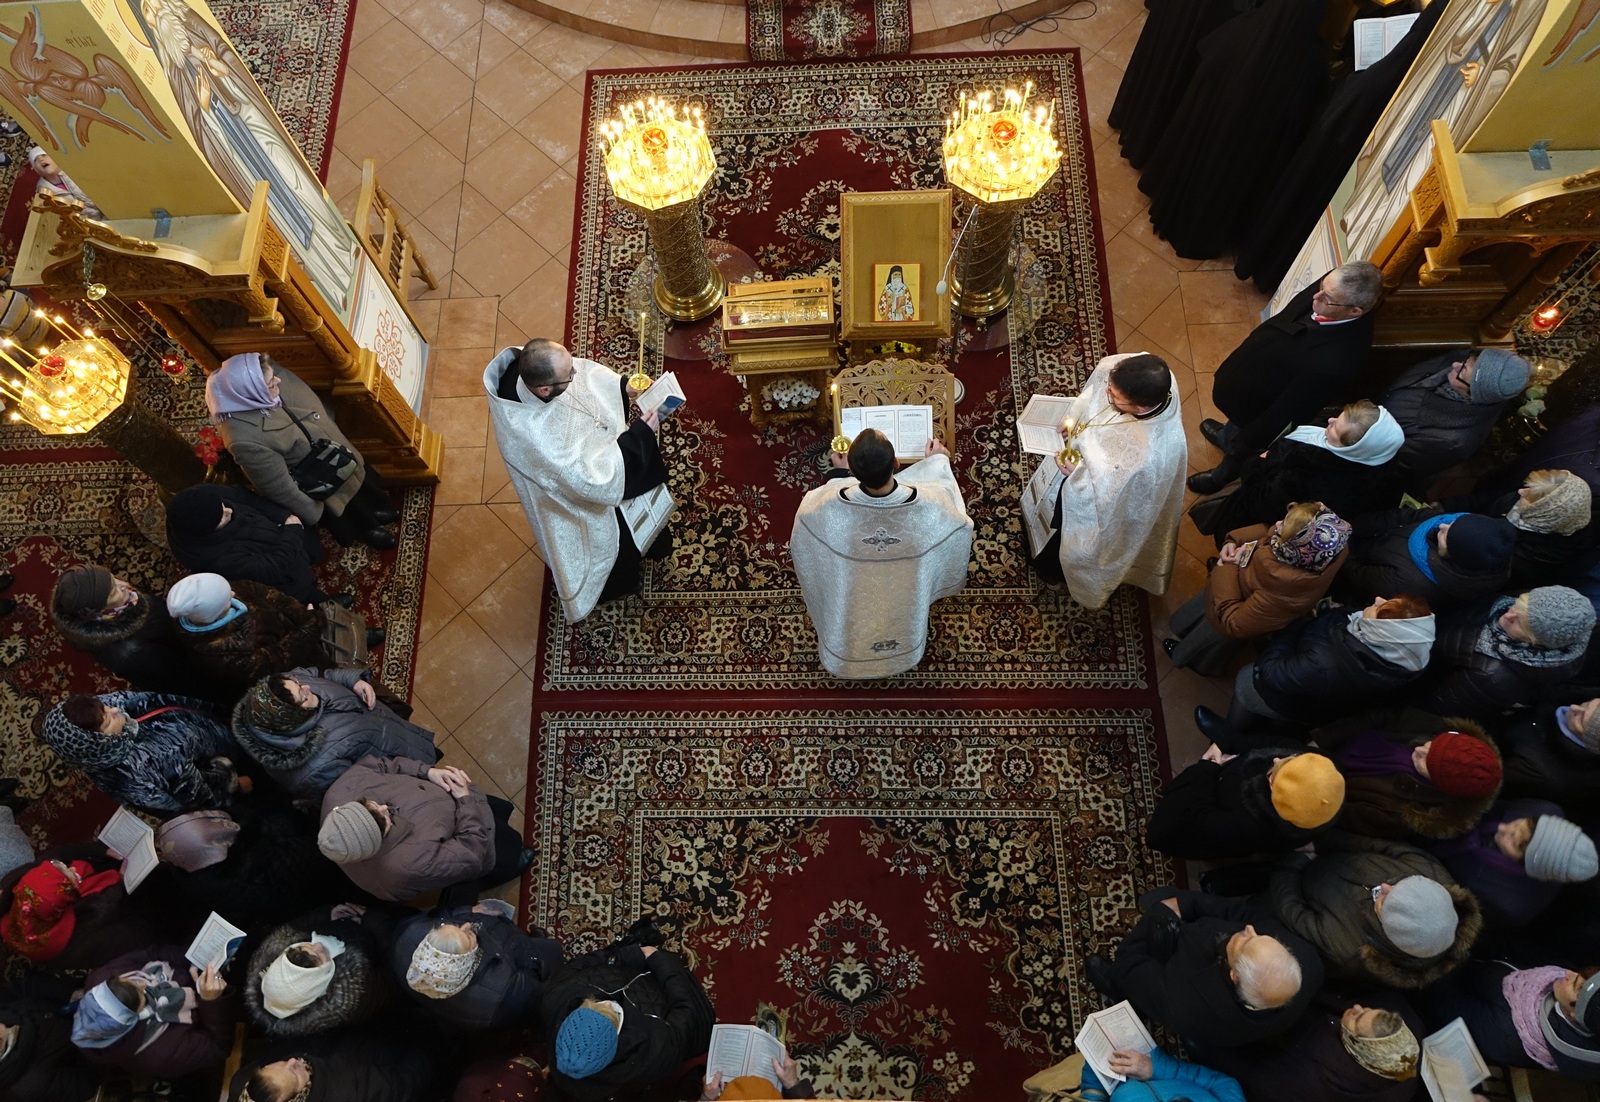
[556,1007,619,1079]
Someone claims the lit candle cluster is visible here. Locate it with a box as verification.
[0,310,131,434]
[601,98,717,210]
[943,82,1062,204]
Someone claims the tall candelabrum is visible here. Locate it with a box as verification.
[602,98,726,322]
[942,83,1062,319]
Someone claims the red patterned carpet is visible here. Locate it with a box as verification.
[746,0,912,61]
[0,0,435,851]
[526,52,1175,1099]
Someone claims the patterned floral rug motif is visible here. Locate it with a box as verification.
[747,0,912,62]
[548,53,1134,692]
[526,709,1175,1100]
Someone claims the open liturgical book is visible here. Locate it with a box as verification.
[839,403,935,462]
[97,806,159,891]
[1073,1000,1157,1094]
[707,1024,789,1092]
[1353,12,1420,69]
[1016,393,1076,455]
[1421,1018,1490,1102]
[635,371,685,417]
[185,911,247,971]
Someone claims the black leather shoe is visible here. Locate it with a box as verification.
[329,592,356,609]
[1162,639,1178,658]
[365,627,387,650]
[362,528,397,551]
[1199,418,1228,448]
[371,506,401,525]
[515,848,535,874]
[0,571,13,593]
[1085,954,1123,1001]
[1187,468,1230,495]
[0,598,13,619]
[1194,706,1242,752]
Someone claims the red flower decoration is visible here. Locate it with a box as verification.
[39,355,65,377]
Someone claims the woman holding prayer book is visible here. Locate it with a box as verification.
[1076,1045,1247,1101]
[1414,962,1600,1082]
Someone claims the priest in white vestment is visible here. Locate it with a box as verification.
[1024,352,1188,610]
[484,338,670,623]
[790,430,973,678]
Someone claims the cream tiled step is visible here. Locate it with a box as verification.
[507,0,1084,59]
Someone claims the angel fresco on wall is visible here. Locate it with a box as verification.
[0,6,170,151]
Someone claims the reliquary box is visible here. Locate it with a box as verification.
[720,277,837,351]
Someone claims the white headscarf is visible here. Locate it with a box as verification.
[260,933,345,1019]
[1347,611,1436,671]
[1284,406,1405,467]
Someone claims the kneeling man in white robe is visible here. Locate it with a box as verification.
[790,430,973,678]
[1023,352,1187,610]
[484,338,671,623]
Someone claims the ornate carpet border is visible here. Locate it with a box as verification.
[524,705,1176,942]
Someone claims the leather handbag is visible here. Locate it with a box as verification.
[285,408,359,500]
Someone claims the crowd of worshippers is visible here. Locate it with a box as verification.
[3,572,724,1102]
[1066,261,1600,1102]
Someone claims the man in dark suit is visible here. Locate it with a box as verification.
[1189,262,1384,494]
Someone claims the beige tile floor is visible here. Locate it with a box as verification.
[332,0,1262,830]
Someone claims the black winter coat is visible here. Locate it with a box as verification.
[1146,749,1326,860]
[167,483,325,604]
[0,975,102,1102]
[80,946,235,1079]
[1205,987,1425,1102]
[1250,608,1428,722]
[232,667,438,804]
[243,908,396,1037]
[392,906,564,1031]
[1109,889,1324,1050]
[1267,834,1482,989]
[1337,507,1511,612]
[50,584,218,701]
[536,945,715,1102]
[174,580,330,698]
[1414,600,1587,721]
[1379,351,1512,493]
[1499,705,1600,821]
[1445,488,1600,591]
[1210,438,1395,539]
[1211,278,1375,451]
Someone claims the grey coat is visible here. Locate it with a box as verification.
[216,367,365,524]
[232,667,439,804]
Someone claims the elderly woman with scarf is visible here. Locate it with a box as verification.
[165,574,338,699]
[1312,707,1501,844]
[1417,586,1595,721]
[1499,696,1600,819]
[1205,990,1424,1102]
[1381,347,1531,496]
[206,353,398,550]
[1,855,122,964]
[391,901,564,1031]
[1476,469,1596,590]
[1223,594,1436,732]
[1429,799,1597,928]
[1167,501,1351,675]
[1416,963,1600,1083]
[50,563,212,701]
[243,904,397,1038]
[72,945,235,1080]
[1336,507,1516,613]
[41,691,238,813]
[1194,401,1406,546]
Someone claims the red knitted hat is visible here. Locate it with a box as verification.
[1426,732,1501,798]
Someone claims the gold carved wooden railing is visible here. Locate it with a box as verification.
[1368,119,1600,350]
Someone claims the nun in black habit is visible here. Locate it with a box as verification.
[1233,0,1448,291]
[1137,0,1334,260]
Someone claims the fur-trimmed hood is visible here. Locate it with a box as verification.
[242,917,392,1037]
[50,587,154,651]
[1357,882,1483,989]
[230,696,328,772]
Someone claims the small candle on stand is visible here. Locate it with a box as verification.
[629,310,652,392]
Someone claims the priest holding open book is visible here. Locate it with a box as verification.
[484,337,675,623]
[1020,352,1187,610]
[790,428,973,678]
